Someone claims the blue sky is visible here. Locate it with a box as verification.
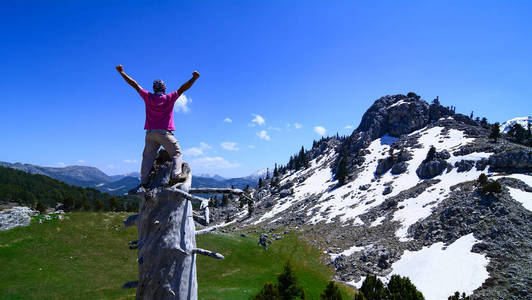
[1,1,531,177]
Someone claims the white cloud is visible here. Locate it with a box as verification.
[123,159,138,163]
[175,94,191,113]
[57,162,65,167]
[257,130,270,141]
[248,145,255,149]
[223,117,232,123]
[190,156,240,169]
[221,142,239,151]
[184,142,211,157]
[314,126,326,136]
[344,125,353,129]
[294,122,303,129]
[77,160,85,163]
[268,126,281,132]
[251,114,265,126]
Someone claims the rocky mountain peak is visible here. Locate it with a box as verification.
[201,93,532,299]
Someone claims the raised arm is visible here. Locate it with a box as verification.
[115,65,142,92]
[177,71,200,95]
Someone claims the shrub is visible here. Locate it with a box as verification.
[320,281,343,300]
[477,173,488,186]
[407,92,419,99]
[481,181,502,195]
[423,146,436,163]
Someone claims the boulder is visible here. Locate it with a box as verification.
[390,162,408,175]
[382,186,393,195]
[359,184,371,191]
[489,150,532,171]
[416,160,450,179]
[375,157,394,175]
[279,189,292,198]
[455,160,475,173]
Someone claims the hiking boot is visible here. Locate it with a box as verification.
[167,172,188,187]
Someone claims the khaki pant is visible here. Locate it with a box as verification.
[140,130,182,185]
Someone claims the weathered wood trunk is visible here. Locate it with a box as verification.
[135,154,198,299]
[123,150,244,299]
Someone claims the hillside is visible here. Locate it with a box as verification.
[0,212,352,299]
[0,166,137,211]
[0,161,258,196]
[207,93,532,300]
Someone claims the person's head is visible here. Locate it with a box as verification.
[153,79,166,94]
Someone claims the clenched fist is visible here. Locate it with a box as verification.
[116,65,124,73]
[192,71,200,79]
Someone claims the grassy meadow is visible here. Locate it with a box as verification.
[0,212,354,299]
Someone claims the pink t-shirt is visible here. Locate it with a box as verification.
[138,89,182,130]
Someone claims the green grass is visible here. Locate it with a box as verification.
[0,212,354,299]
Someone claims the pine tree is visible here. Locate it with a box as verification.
[508,123,527,144]
[36,201,46,213]
[480,117,488,128]
[93,199,104,211]
[277,261,304,300]
[320,281,343,300]
[251,282,281,300]
[109,196,120,211]
[82,200,91,211]
[354,292,367,300]
[387,275,424,300]
[274,163,279,178]
[248,198,254,215]
[221,194,229,207]
[360,275,388,300]
[336,156,348,185]
[266,168,270,180]
[63,196,75,211]
[489,122,500,142]
[448,291,471,300]
[258,178,263,188]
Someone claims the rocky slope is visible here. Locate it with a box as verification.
[204,94,532,300]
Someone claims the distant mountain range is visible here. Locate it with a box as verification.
[500,116,532,133]
[0,161,259,195]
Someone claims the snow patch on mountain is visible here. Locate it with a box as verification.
[507,187,532,211]
[301,127,477,227]
[500,116,532,133]
[387,233,489,300]
[347,234,489,300]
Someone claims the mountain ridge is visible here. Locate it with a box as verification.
[207,93,532,300]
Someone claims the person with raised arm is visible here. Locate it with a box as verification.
[115,64,200,187]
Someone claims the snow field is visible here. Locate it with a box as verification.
[507,187,532,211]
[347,234,489,300]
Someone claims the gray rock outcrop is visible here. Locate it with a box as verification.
[489,150,532,171]
[0,206,38,231]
